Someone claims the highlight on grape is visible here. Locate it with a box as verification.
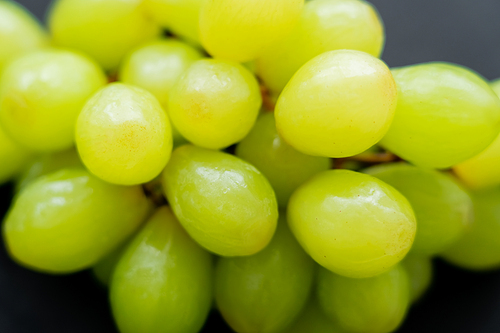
[1,0,499,332]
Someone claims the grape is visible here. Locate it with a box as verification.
[0,124,32,185]
[0,1,48,74]
[380,63,500,169]
[2,169,150,273]
[162,145,278,256]
[199,0,304,62]
[0,49,107,152]
[318,265,410,333]
[441,188,500,270]
[275,50,397,158]
[235,113,330,207]
[168,59,261,149]
[48,0,160,71]
[110,206,212,333]
[143,0,204,44]
[16,148,82,192]
[119,39,203,146]
[364,163,473,255]
[257,0,385,93]
[401,254,433,303]
[215,218,315,333]
[92,241,128,287]
[76,83,173,186]
[287,169,416,278]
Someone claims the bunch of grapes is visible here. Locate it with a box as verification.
[1,0,500,332]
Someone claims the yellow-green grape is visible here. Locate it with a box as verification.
[0,49,106,152]
[0,124,32,185]
[275,50,397,158]
[16,148,82,192]
[317,265,410,333]
[143,0,204,44]
[235,113,330,207]
[48,0,160,71]
[119,39,203,146]
[401,255,433,303]
[3,169,150,273]
[215,218,315,333]
[257,0,385,93]
[162,145,278,256]
[287,169,416,278]
[364,163,473,255]
[110,206,213,333]
[380,63,500,169]
[76,83,172,185]
[169,59,261,149]
[0,1,48,74]
[441,188,500,270]
[93,242,127,287]
[199,0,304,62]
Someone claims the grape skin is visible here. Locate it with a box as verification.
[0,124,32,185]
[401,254,433,303]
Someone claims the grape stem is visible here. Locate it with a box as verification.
[349,152,398,163]
[260,85,275,111]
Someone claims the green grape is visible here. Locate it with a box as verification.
[3,169,150,273]
[364,163,473,255]
[119,39,203,146]
[318,265,410,333]
[0,49,107,152]
[93,241,128,287]
[235,113,330,207]
[288,169,416,278]
[0,124,32,185]
[441,188,500,270]
[257,0,385,93]
[16,148,82,192]
[400,254,433,303]
[380,63,500,169]
[215,218,315,333]
[275,50,397,158]
[48,0,160,71]
[168,59,261,149]
[110,206,213,333]
[76,83,172,186]
[0,1,48,74]
[199,0,304,62]
[143,0,204,44]
[162,145,278,256]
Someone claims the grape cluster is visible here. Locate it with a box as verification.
[1,0,499,332]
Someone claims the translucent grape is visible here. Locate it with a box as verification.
[215,218,315,333]
[364,163,473,255]
[401,254,433,303]
[257,0,385,93]
[162,145,278,256]
[235,113,330,207]
[168,59,261,149]
[441,188,500,270]
[0,49,107,152]
[275,50,397,158]
[3,169,150,273]
[0,1,48,73]
[0,124,32,185]
[110,206,213,333]
[317,265,410,333]
[287,169,416,278]
[380,63,500,169]
[76,83,172,185]
[48,0,160,71]
[92,242,127,287]
[199,0,304,62]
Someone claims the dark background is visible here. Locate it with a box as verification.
[3,0,500,332]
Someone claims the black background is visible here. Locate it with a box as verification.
[3,0,500,332]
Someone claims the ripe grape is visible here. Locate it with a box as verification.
[0,49,106,152]
[168,59,261,149]
[3,169,150,273]
[380,63,500,168]
[0,124,32,185]
[287,169,416,278]
[76,83,173,185]
[162,145,278,257]
[199,0,304,62]
[92,242,127,287]
[235,113,330,207]
[401,254,433,303]
[110,206,213,333]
